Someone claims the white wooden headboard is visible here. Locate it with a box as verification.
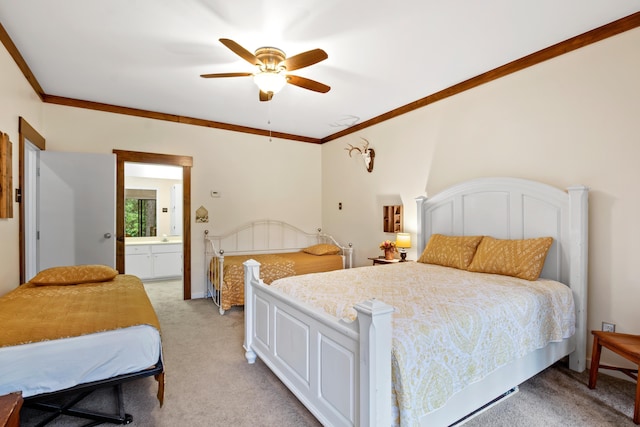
[416,177,589,371]
[205,219,349,257]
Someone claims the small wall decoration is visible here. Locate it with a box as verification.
[0,131,13,218]
[345,137,375,173]
[196,205,209,223]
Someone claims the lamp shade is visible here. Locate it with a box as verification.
[396,233,411,249]
[253,71,287,94]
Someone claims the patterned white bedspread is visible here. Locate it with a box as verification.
[270,262,575,426]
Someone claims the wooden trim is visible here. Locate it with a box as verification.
[0,22,45,100]
[3,13,640,144]
[43,95,321,144]
[113,150,193,300]
[18,117,45,284]
[322,11,640,142]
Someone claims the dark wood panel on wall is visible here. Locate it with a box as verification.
[0,131,12,218]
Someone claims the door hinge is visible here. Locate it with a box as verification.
[15,188,21,203]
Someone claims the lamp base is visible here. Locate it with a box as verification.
[400,251,407,262]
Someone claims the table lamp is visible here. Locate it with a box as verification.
[395,233,411,262]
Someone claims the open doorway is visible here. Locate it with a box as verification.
[124,163,183,281]
[18,117,45,284]
[113,150,193,300]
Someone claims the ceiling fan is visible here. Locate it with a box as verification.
[201,38,330,102]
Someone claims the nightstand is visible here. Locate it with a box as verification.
[0,392,22,427]
[368,257,400,266]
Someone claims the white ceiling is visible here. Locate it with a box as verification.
[1,1,638,140]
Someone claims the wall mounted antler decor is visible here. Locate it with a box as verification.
[345,138,375,173]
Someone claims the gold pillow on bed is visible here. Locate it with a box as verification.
[303,243,341,256]
[467,236,553,280]
[30,264,119,285]
[417,234,484,270]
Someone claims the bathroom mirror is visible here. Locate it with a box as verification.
[125,188,157,237]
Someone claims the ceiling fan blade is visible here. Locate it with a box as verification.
[286,75,331,93]
[259,91,274,102]
[283,49,328,71]
[200,72,253,78]
[219,38,262,66]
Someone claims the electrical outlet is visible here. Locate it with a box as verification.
[602,322,616,333]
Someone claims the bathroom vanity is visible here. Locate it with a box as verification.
[125,240,182,280]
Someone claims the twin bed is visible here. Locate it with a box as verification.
[0,266,164,425]
[242,177,589,426]
[204,220,353,314]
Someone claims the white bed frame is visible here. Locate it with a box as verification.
[205,219,353,314]
[243,177,588,426]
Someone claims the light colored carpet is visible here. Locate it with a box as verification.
[21,280,637,426]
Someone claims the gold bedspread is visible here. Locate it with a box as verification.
[210,252,343,310]
[0,274,161,348]
[271,262,575,427]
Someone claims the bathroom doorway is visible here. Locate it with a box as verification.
[114,150,193,300]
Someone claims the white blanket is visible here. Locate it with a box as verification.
[271,262,575,426]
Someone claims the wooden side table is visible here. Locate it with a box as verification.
[0,392,22,427]
[368,257,400,265]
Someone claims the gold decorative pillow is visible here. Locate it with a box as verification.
[30,264,119,285]
[303,243,341,256]
[417,234,484,270]
[467,236,553,281]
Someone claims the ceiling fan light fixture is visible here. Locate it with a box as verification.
[253,70,287,95]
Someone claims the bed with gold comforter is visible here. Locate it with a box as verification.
[0,269,163,409]
[204,221,353,315]
[210,251,343,311]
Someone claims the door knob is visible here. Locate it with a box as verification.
[104,233,112,239]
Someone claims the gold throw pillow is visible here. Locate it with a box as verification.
[303,243,341,256]
[30,264,119,285]
[467,236,553,281]
[417,234,484,270]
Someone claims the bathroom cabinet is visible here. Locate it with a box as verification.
[125,243,182,280]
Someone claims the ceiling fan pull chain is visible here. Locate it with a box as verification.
[268,102,272,142]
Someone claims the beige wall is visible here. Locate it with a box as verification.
[39,105,322,298]
[322,28,640,366]
[0,41,322,297]
[0,40,43,294]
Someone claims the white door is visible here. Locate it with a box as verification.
[38,152,116,271]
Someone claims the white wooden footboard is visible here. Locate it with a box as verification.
[243,260,393,427]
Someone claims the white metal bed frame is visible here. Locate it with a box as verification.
[242,177,588,426]
[204,219,353,314]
